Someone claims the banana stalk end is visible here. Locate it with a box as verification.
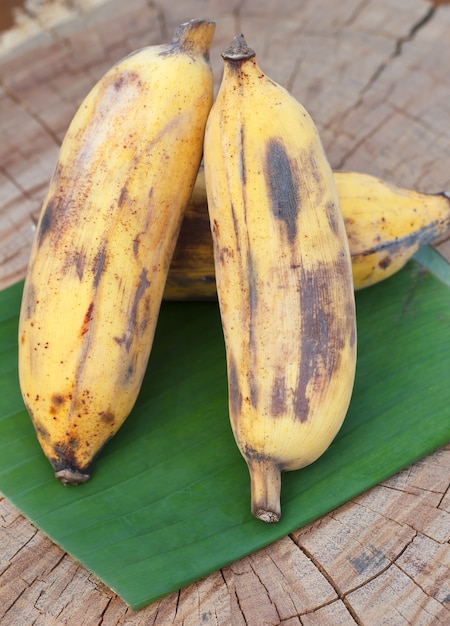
[222,34,255,62]
[54,468,91,486]
[172,18,216,57]
[247,458,282,523]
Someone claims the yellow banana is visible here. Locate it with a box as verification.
[163,168,450,299]
[18,19,215,484]
[165,167,217,300]
[203,35,357,523]
[334,171,450,289]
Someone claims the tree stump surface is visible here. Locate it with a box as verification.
[0,1,449,624]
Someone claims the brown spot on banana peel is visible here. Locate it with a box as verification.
[271,376,287,417]
[35,170,81,252]
[124,363,135,383]
[37,197,55,248]
[51,393,65,408]
[229,355,243,418]
[112,269,151,352]
[378,255,392,270]
[23,281,37,319]
[239,127,247,187]
[92,244,107,288]
[325,200,340,236]
[56,247,89,282]
[73,249,86,280]
[99,411,115,424]
[127,268,151,343]
[306,154,327,211]
[118,184,129,206]
[34,421,51,443]
[248,372,259,410]
[247,248,259,409]
[35,195,87,279]
[132,234,141,258]
[113,71,142,92]
[79,302,94,338]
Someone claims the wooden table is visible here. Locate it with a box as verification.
[1,1,449,623]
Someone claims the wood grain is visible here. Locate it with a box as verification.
[0,0,449,623]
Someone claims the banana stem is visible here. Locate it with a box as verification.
[247,458,282,523]
[172,19,216,56]
[221,34,255,61]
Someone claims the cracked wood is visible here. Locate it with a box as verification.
[0,0,450,624]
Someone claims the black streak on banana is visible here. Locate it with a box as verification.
[356,219,448,261]
[266,139,299,243]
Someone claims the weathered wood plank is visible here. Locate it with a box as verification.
[1,1,449,624]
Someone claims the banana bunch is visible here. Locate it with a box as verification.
[204,35,357,522]
[18,20,449,524]
[164,167,450,299]
[18,19,215,484]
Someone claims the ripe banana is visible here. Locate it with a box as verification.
[18,19,215,484]
[334,171,450,289]
[164,168,450,299]
[165,167,218,300]
[203,35,357,523]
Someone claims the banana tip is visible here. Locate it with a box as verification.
[254,508,281,524]
[54,468,91,486]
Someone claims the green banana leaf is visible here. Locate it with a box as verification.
[1,246,449,609]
